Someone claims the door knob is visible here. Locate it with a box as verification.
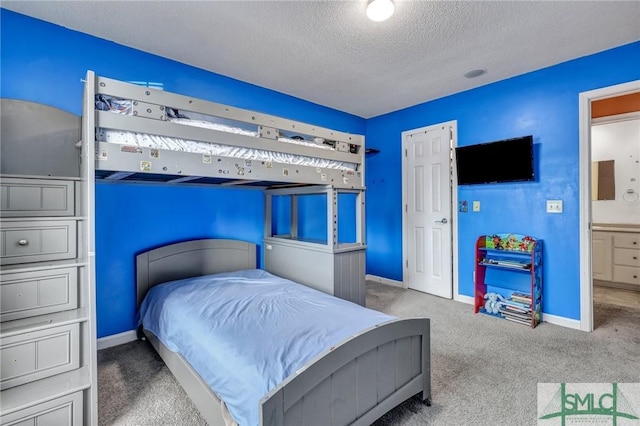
[435,218,448,224]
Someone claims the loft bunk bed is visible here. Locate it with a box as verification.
[83,70,368,306]
[85,71,365,189]
[81,72,431,425]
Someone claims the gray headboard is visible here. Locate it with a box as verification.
[136,239,257,307]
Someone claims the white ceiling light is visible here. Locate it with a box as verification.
[367,0,395,22]
[464,69,487,78]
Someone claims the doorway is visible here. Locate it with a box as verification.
[579,80,640,332]
[402,121,458,299]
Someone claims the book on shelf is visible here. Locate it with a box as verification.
[502,299,530,309]
[499,308,530,321]
[500,304,530,314]
[480,259,531,269]
[503,315,531,325]
[511,291,532,300]
[510,293,532,305]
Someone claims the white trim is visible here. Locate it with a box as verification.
[97,330,137,350]
[373,287,581,330]
[592,111,640,126]
[447,295,581,330]
[365,274,404,288]
[457,294,474,305]
[542,313,582,331]
[450,123,460,302]
[578,79,640,333]
[401,120,458,299]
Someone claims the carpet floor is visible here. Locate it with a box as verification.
[98,282,640,425]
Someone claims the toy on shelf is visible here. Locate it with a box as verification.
[483,292,505,314]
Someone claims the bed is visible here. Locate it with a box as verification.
[84,71,369,306]
[84,73,428,423]
[85,71,365,188]
[95,95,358,172]
[136,239,431,426]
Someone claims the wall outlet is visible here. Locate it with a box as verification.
[472,201,480,212]
[546,199,563,213]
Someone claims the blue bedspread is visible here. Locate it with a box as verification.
[138,269,394,426]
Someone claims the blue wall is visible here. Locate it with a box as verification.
[2,8,639,334]
[365,41,640,320]
[1,9,365,337]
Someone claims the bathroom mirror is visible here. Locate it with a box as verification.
[592,159,615,201]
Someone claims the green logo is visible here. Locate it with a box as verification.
[539,383,639,425]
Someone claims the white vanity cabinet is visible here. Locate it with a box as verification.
[592,225,640,289]
[592,231,613,281]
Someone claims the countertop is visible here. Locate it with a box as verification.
[592,223,640,233]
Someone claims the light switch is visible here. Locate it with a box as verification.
[546,200,563,213]
[472,201,480,212]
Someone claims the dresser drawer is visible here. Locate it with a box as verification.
[613,265,640,286]
[1,178,75,217]
[0,267,78,322]
[1,220,77,265]
[0,323,79,390]
[613,233,640,250]
[613,247,640,268]
[0,391,83,426]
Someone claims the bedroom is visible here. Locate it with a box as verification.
[1,2,639,425]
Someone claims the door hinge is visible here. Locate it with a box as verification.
[405,204,408,213]
[406,260,408,268]
[405,148,407,157]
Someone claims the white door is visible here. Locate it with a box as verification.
[403,123,453,298]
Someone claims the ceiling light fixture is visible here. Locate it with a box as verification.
[464,69,487,79]
[366,0,395,22]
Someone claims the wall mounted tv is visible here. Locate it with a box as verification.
[455,135,534,185]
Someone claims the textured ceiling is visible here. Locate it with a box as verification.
[3,1,640,118]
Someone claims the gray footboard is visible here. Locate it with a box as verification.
[260,318,430,426]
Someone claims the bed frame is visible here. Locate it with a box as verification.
[83,70,369,306]
[136,239,431,426]
[84,71,365,189]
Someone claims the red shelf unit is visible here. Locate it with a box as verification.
[474,234,543,328]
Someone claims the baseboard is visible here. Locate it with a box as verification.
[365,274,405,288]
[455,294,580,330]
[365,278,582,330]
[97,330,138,350]
[542,313,581,330]
[456,294,474,305]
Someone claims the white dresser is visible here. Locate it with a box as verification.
[1,175,96,425]
[592,224,640,290]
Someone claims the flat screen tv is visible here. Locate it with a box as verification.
[455,135,534,185]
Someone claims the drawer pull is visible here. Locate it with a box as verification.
[18,239,29,246]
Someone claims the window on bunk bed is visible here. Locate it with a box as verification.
[337,192,357,244]
[269,191,358,246]
[128,81,164,90]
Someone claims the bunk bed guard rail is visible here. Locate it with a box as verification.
[84,71,366,189]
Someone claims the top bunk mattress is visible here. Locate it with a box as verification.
[96,96,357,171]
[137,269,394,426]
